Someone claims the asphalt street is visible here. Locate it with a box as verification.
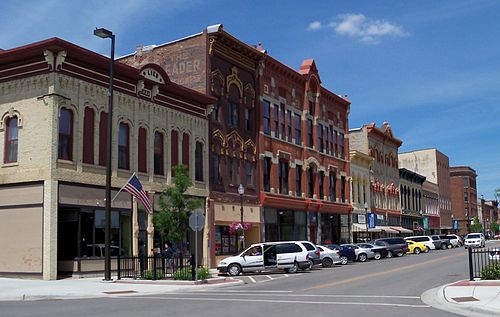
[3,241,500,317]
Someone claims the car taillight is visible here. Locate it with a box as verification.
[315,250,320,256]
[336,251,340,255]
[306,254,309,260]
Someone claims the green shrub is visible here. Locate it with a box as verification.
[481,264,500,280]
[141,270,165,280]
[173,267,211,280]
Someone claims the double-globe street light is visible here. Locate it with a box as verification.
[94,27,115,281]
[238,184,245,251]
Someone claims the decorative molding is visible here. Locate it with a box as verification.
[55,50,67,70]
[0,108,23,130]
[210,69,225,96]
[226,67,243,100]
[44,50,54,70]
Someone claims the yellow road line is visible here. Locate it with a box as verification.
[303,252,465,291]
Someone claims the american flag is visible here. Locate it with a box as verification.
[122,174,153,213]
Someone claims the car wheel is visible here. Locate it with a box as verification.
[374,252,382,260]
[386,251,393,258]
[425,247,430,253]
[322,257,333,268]
[286,262,299,274]
[339,256,348,265]
[414,247,421,255]
[227,263,242,276]
[358,253,367,262]
[441,243,447,250]
[396,251,404,257]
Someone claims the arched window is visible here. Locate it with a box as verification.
[98,112,108,166]
[118,123,129,170]
[58,108,73,160]
[154,132,164,175]
[182,133,190,171]
[195,141,203,181]
[138,127,147,173]
[171,130,179,175]
[82,107,95,164]
[4,116,18,163]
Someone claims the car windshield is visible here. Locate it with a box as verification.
[467,234,481,239]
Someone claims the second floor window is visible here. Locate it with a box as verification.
[341,176,346,203]
[245,108,251,131]
[287,110,292,143]
[318,124,324,153]
[263,100,271,135]
[280,104,286,140]
[82,107,95,164]
[245,161,253,186]
[118,123,129,169]
[4,116,18,163]
[308,168,314,198]
[154,132,164,175]
[296,165,302,197]
[274,104,279,137]
[464,192,469,202]
[263,157,271,192]
[307,119,313,148]
[228,103,238,127]
[138,127,147,173]
[329,172,336,202]
[340,133,345,159]
[319,171,324,200]
[334,131,338,157]
[294,114,301,145]
[278,160,289,194]
[212,154,221,184]
[58,108,73,161]
[195,142,203,181]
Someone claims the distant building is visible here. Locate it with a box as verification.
[350,150,374,242]
[399,168,426,232]
[350,122,408,236]
[450,166,478,234]
[399,148,452,233]
[422,180,440,234]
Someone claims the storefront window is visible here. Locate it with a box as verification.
[215,225,238,256]
[264,208,278,242]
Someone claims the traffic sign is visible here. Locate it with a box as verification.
[189,211,205,232]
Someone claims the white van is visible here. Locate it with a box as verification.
[217,241,310,276]
[405,236,436,251]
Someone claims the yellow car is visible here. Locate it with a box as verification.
[406,240,428,254]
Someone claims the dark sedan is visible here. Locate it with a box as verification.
[325,244,357,265]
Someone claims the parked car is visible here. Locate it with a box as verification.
[445,234,463,246]
[464,233,486,248]
[341,244,375,262]
[431,235,450,250]
[489,248,500,260]
[405,240,428,254]
[405,236,436,251]
[356,243,389,260]
[317,245,342,267]
[298,241,322,269]
[440,234,461,248]
[372,238,409,257]
[326,244,357,265]
[217,241,310,276]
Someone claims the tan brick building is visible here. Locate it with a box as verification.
[0,38,213,279]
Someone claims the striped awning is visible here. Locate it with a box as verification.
[390,226,414,234]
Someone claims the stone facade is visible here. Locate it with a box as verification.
[0,38,213,279]
[399,168,426,232]
[350,123,402,229]
[350,150,374,242]
[399,148,452,232]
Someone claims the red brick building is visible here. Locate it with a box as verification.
[450,166,478,234]
[257,51,351,244]
[120,24,263,267]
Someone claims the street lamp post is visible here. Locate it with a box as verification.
[238,184,245,251]
[364,202,369,241]
[466,210,471,234]
[94,27,115,281]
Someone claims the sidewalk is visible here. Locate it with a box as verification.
[422,279,500,317]
[0,275,242,302]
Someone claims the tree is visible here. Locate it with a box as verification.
[470,216,483,233]
[154,165,204,244]
[494,188,500,201]
[490,222,499,235]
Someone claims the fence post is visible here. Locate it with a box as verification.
[468,247,474,281]
[191,254,196,281]
[153,254,158,280]
[117,254,121,280]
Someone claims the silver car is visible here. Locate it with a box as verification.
[317,245,342,267]
[342,244,375,262]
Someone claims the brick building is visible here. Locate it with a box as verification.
[450,166,478,234]
[422,180,440,234]
[350,123,407,235]
[399,168,426,232]
[120,24,263,266]
[399,148,452,233]
[0,38,213,279]
[257,53,351,245]
[350,150,374,242]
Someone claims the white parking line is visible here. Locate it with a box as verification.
[135,296,429,308]
[266,275,274,280]
[247,276,257,283]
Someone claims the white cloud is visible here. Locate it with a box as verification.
[307,21,322,31]
[324,13,407,44]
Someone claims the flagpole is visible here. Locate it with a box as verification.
[111,172,136,202]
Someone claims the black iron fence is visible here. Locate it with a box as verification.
[117,254,194,280]
[468,247,500,280]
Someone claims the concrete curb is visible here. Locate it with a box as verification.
[421,284,500,317]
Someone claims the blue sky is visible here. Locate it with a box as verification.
[1,0,498,199]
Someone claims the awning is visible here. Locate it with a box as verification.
[378,226,399,234]
[352,223,381,232]
[390,226,414,234]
